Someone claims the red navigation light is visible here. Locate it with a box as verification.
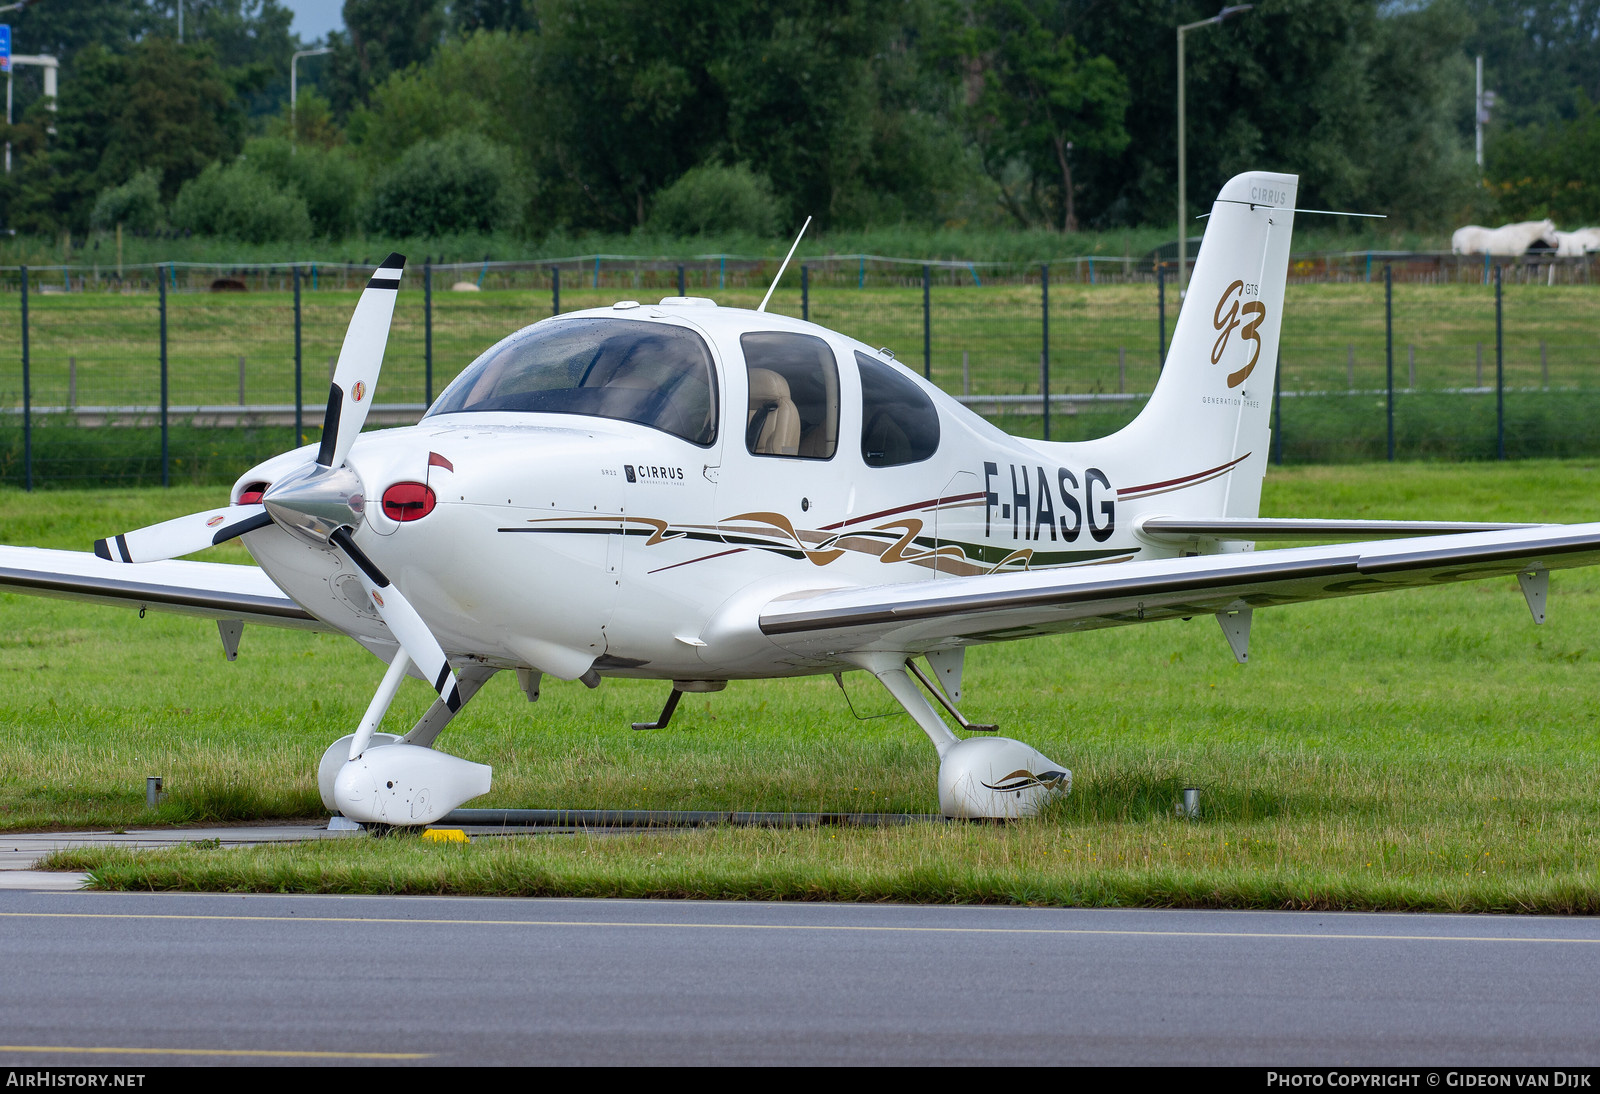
[381,482,436,522]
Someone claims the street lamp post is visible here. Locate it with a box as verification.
[5,54,58,173]
[1177,4,1252,291]
[290,46,332,152]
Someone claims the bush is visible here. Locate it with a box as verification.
[90,169,165,233]
[365,132,521,237]
[170,161,312,243]
[242,137,365,239]
[649,163,783,237]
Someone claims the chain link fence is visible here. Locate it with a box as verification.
[0,252,1596,486]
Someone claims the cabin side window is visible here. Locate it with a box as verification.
[741,332,840,459]
[856,351,939,467]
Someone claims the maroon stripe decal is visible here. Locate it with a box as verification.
[1117,453,1251,498]
[1120,468,1237,501]
[820,491,987,531]
[648,548,745,575]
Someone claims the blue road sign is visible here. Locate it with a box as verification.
[0,27,11,73]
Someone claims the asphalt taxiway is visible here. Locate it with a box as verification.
[4,828,1598,1066]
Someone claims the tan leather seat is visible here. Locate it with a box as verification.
[746,368,801,455]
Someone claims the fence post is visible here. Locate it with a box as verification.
[159,269,169,488]
[20,265,30,491]
[1385,264,1394,461]
[800,265,808,322]
[1495,263,1504,460]
[552,266,560,316]
[424,259,434,407]
[1157,266,1166,369]
[294,265,303,449]
[1040,263,1050,441]
[677,264,685,298]
[922,264,931,380]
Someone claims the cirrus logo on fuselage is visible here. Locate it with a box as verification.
[1212,279,1267,388]
[623,464,684,484]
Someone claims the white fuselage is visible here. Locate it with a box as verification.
[232,301,1248,684]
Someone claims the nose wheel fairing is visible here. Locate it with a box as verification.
[331,742,492,827]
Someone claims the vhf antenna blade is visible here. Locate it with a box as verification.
[756,216,813,314]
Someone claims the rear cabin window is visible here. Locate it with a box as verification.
[425,317,718,447]
[741,332,839,459]
[856,352,939,466]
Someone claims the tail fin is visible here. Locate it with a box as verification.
[1074,171,1297,521]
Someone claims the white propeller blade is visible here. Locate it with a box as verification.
[329,528,461,713]
[94,504,271,564]
[318,251,405,470]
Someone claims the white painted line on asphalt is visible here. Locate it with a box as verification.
[3,909,1598,946]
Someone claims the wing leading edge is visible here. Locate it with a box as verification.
[758,524,1600,654]
[0,545,322,629]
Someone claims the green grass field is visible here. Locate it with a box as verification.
[7,462,1600,910]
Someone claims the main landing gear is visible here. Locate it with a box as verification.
[848,651,1071,820]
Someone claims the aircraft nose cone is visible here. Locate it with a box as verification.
[263,461,366,545]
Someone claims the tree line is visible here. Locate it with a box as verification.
[0,0,1596,244]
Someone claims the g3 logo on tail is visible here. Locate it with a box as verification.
[1212,279,1266,388]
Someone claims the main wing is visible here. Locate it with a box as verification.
[758,524,1600,655]
[0,545,323,629]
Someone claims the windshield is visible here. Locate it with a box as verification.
[426,317,719,446]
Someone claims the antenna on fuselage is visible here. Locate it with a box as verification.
[756,215,813,314]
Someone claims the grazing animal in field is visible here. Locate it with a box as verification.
[1451,219,1558,256]
[1554,228,1600,257]
[1451,225,1489,254]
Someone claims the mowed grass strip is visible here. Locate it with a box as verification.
[41,816,1600,914]
[8,461,1600,908]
